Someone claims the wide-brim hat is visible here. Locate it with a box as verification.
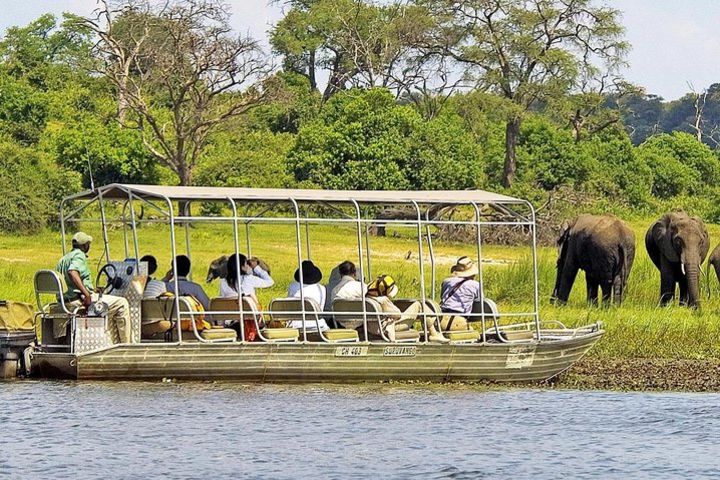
[294,260,323,285]
[367,274,399,298]
[451,256,478,278]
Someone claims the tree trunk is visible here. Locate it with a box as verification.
[308,50,317,92]
[503,117,521,188]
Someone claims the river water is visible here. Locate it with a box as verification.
[1,381,718,479]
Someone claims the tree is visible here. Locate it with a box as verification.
[287,88,484,190]
[271,0,445,102]
[421,0,628,187]
[79,0,271,185]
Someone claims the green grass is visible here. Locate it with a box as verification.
[2,218,720,361]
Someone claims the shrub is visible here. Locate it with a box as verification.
[0,137,80,233]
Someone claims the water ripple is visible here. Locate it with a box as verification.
[0,383,719,478]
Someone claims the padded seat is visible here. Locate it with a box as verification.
[261,328,299,342]
[395,329,421,342]
[446,330,480,343]
[201,328,237,341]
[324,329,359,342]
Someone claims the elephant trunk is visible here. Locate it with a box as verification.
[682,254,702,308]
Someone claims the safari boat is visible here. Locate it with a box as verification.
[19,184,603,382]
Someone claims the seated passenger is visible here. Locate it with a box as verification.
[219,253,274,300]
[57,232,131,343]
[286,260,328,331]
[439,257,482,331]
[365,275,449,343]
[140,254,167,299]
[163,255,211,310]
[331,261,367,302]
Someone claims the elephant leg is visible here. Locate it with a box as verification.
[679,275,689,306]
[586,279,599,307]
[600,282,613,308]
[659,270,676,306]
[612,275,624,306]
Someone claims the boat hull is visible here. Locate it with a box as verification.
[29,330,603,383]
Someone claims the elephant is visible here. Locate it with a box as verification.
[707,243,720,289]
[645,211,709,308]
[551,214,636,306]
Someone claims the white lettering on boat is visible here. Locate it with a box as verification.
[335,346,368,357]
[383,346,417,357]
[505,345,536,369]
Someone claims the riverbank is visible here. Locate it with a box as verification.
[555,357,720,392]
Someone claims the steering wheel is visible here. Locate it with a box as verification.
[97,264,123,294]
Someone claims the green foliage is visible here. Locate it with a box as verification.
[194,130,295,188]
[0,137,80,233]
[42,116,157,187]
[288,89,484,190]
[0,73,48,145]
[638,132,720,199]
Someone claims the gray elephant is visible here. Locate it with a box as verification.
[552,214,635,306]
[706,243,720,289]
[645,212,709,308]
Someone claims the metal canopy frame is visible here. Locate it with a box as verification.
[59,184,541,344]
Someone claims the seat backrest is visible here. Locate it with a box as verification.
[141,297,193,324]
[331,298,382,329]
[471,298,499,320]
[207,296,260,323]
[34,270,70,313]
[268,297,321,324]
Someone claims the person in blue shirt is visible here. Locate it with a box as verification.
[163,255,211,310]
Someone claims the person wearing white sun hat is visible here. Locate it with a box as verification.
[439,256,483,331]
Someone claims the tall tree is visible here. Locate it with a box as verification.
[78,0,270,185]
[421,0,627,187]
[271,0,442,102]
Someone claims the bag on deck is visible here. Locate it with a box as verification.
[0,300,35,332]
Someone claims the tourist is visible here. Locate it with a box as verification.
[163,255,211,310]
[439,256,482,331]
[365,274,449,343]
[286,260,328,331]
[331,261,366,302]
[56,232,131,343]
[140,254,167,299]
[219,253,274,300]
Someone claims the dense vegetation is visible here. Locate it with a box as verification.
[2,1,720,235]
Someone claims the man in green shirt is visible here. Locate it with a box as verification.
[56,232,131,343]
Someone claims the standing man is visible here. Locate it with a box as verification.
[56,232,132,343]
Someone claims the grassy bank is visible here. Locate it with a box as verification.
[2,218,720,369]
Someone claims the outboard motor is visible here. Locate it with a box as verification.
[0,300,36,379]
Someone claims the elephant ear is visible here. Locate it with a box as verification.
[557,219,572,247]
[646,219,671,268]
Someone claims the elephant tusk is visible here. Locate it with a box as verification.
[681,263,686,276]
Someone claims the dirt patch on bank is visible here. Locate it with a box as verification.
[552,357,720,392]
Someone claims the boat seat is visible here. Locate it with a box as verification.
[141,297,236,342]
[445,330,480,343]
[261,328,299,341]
[333,298,418,343]
[200,328,237,341]
[269,298,358,343]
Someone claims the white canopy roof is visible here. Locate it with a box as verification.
[67,183,526,205]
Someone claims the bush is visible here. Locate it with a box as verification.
[638,132,720,199]
[194,130,295,188]
[288,88,485,190]
[0,137,80,233]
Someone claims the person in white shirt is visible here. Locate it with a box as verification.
[141,254,167,299]
[331,261,367,302]
[286,260,328,331]
[219,253,274,300]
